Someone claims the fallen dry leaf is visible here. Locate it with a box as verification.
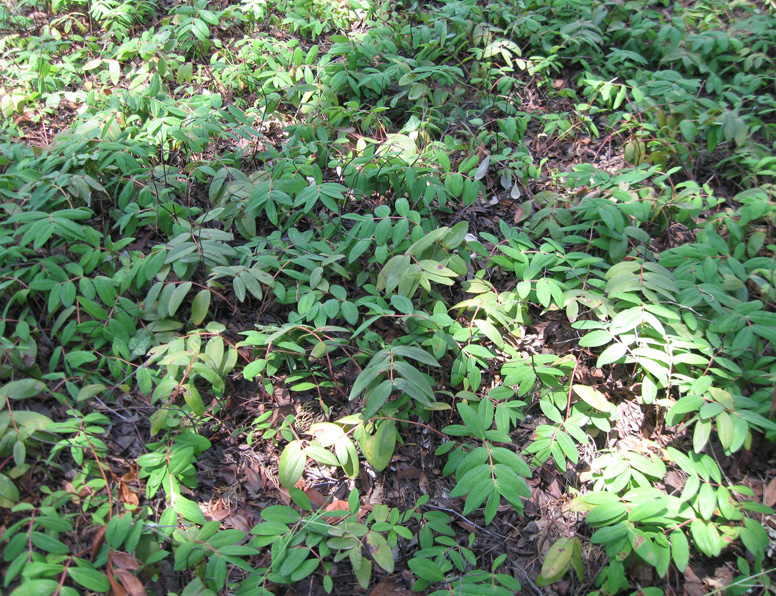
[368,577,413,596]
[665,470,686,493]
[115,569,145,596]
[225,510,253,534]
[274,487,292,506]
[324,499,351,524]
[244,466,263,493]
[91,524,107,561]
[764,476,776,507]
[208,501,231,521]
[118,482,139,506]
[683,567,706,596]
[106,564,127,596]
[325,499,349,512]
[418,472,430,495]
[110,551,140,570]
[397,466,421,479]
[304,487,328,508]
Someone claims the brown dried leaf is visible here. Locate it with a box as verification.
[684,567,706,596]
[304,487,328,508]
[115,569,145,596]
[325,499,349,512]
[91,524,107,561]
[769,385,776,418]
[368,577,413,596]
[369,577,397,596]
[244,466,263,493]
[418,472,430,495]
[325,499,350,524]
[665,470,686,493]
[275,487,292,505]
[209,501,231,521]
[226,510,253,534]
[118,483,139,506]
[120,466,138,483]
[763,476,776,507]
[107,564,127,596]
[111,551,140,571]
[397,466,421,479]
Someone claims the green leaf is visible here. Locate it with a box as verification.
[191,290,211,325]
[628,500,668,523]
[183,384,205,416]
[693,419,711,453]
[590,522,629,544]
[10,579,59,596]
[0,379,47,400]
[391,345,440,367]
[0,473,20,507]
[697,483,716,520]
[251,521,291,536]
[278,441,306,488]
[597,342,627,367]
[308,423,345,447]
[473,319,504,349]
[291,557,319,582]
[586,502,627,526]
[337,436,359,478]
[260,505,301,524]
[278,547,311,577]
[740,517,769,556]
[68,567,110,592]
[690,519,720,557]
[390,294,414,314]
[409,557,445,582]
[353,556,372,589]
[369,421,396,472]
[305,444,340,467]
[670,529,689,572]
[715,411,734,451]
[341,301,359,325]
[13,439,25,467]
[350,353,390,400]
[457,402,485,439]
[172,494,207,525]
[536,278,551,308]
[363,379,393,419]
[579,329,612,348]
[30,531,70,553]
[169,282,192,317]
[679,120,697,142]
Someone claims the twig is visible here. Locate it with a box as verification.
[423,503,505,539]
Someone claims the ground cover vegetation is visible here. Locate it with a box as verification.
[1,0,776,594]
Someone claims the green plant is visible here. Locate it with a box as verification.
[2,1,776,595]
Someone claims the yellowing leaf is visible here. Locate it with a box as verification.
[538,537,572,585]
[308,422,345,447]
[366,530,394,573]
[573,385,610,412]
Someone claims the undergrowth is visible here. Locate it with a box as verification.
[1,0,776,595]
